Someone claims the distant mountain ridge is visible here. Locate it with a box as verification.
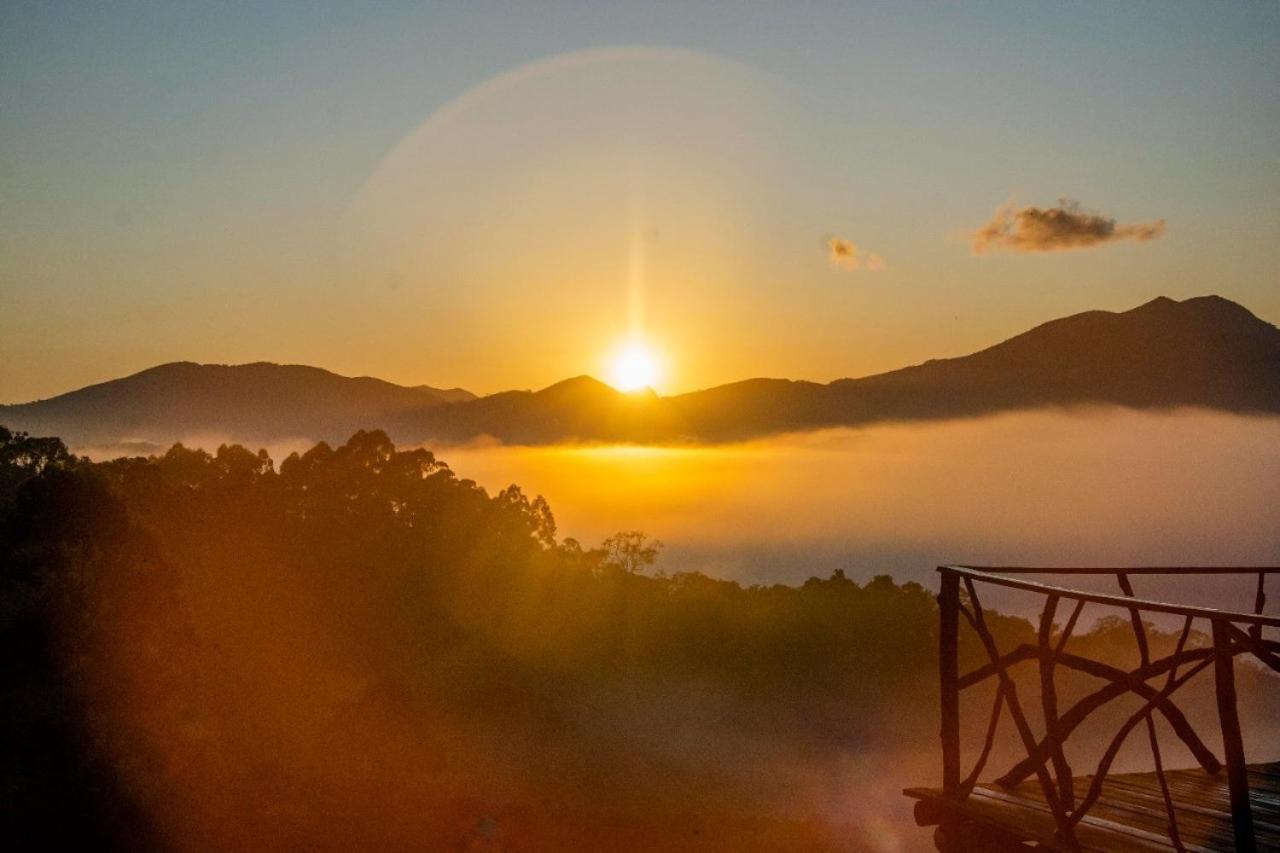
[0,362,474,450]
[3,296,1277,451]
[658,293,1280,441]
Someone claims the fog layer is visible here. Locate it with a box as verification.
[444,410,1280,588]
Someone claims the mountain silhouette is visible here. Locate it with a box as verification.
[3,296,1277,450]
[0,362,473,451]
[402,376,684,444]
[664,294,1280,440]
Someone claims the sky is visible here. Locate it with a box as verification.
[2,1,1278,402]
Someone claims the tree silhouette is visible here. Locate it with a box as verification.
[0,425,75,503]
[600,529,662,575]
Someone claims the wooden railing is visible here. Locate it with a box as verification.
[937,565,1280,852]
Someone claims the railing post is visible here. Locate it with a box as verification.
[1211,618,1255,852]
[939,569,961,797]
[1251,571,1266,643]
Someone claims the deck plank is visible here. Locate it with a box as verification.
[905,761,1280,852]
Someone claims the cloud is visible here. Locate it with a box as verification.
[972,199,1165,254]
[827,237,886,272]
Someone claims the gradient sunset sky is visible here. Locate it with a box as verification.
[2,1,1277,401]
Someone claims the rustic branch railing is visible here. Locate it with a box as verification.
[937,565,1280,853]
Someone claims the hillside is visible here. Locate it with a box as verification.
[0,362,473,450]
[668,295,1280,440]
[3,296,1277,450]
[410,294,1280,444]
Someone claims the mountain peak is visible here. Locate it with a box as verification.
[1131,294,1262,323]
[536,375,617,396]
[1178,294,1264,322]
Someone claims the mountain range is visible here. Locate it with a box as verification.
[3,295,1277,452]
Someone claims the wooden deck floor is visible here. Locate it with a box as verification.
[905,762,1280,852]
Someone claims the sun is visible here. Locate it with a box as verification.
[610,341,659,392]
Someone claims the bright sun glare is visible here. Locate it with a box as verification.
[610,342,658,392]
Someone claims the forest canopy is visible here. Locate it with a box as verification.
[2,426,1273,851]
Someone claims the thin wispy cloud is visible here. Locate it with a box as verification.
[827,236,886,272]
[972,199,1165,254]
